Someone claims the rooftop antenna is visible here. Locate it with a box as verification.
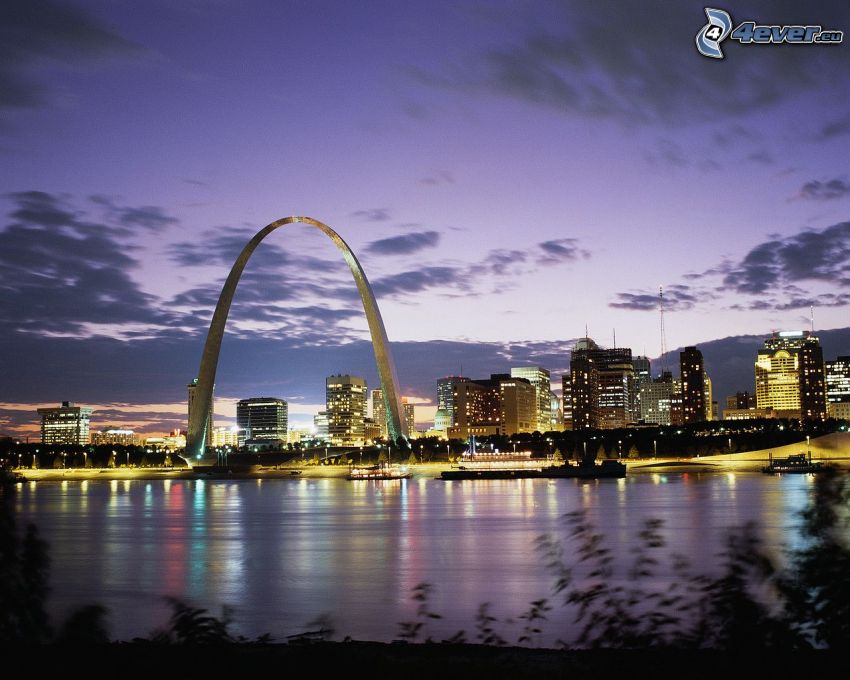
[659,286,668,374]
[613,328,616,349]
[585,323,588,341]
[810,305,815,334]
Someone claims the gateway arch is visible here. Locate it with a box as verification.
[185,216,407,460]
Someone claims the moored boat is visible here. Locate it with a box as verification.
[543,458,627,479]
[762,451,828,474]
[348,462,412,480]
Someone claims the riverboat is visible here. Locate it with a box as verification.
[440,438,548,480]
[348,462,412,480]
[762,452,828,474]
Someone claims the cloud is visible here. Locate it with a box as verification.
[0,191,177,335]
[0,0,142,120]
[372,266,470,298]
[538,238,590,263]
[419,1,850,126]
[817,115,850,140]
[351,208,391,222]
[798,178,850,201]
[609,284,701,312]
[721,221,850,295]
[365,230,440,255]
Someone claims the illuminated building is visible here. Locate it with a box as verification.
[313,412,329,442]
[402,401,416,439]
[826,356,850,419]
[236,398,288,446]
[561,376,573,430]
[38,402,92,445]
[755,331,827,420]
[326,375,367,446]
[680,346,705,424]
[549,390,563,431]
[631,356,651,422]
[90,428,140,446]
[364,418,382,443]
[639,372,674,425]
[446,377,500,439]
[370,388,387,438]
[211,426,240,447]
[704,375,716,421]
[144,431,186,450]
[187,378,214,448]
[569,338,634,430]
[433,408,450,433]
[496,375,536,436]
[437,376,469,429]
[510,366,552,432]
[726,392,755,410]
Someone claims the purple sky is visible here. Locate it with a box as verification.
[2,1,850,436]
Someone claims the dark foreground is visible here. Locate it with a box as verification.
[22,643,850,679]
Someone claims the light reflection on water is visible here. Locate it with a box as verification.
[13,473,816,642]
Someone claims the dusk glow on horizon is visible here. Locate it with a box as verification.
[2,0,850,437]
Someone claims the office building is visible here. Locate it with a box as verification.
[561,376,573,430]
[313,411,329,442]
[326,375,367,446]
[437,376,469,429]
[510,366,551,432]
[371,388,387,438]
[680,346,706,424]
[631,356,651,422]
[755,331,827,420]
[826,356,850,419]
[403,401,416,438]
[496,375,536,436]
[726,392,756,410]
[569,338,633,430]
[639,373,675,426]
[211,426,240,447]
[38,402,93,446]
[550,390,563,431]
[236,398,288,446]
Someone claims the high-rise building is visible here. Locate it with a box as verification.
[639,373,674,425]
[236,398,288,446]
[510,366,551,432]
[403,401,416,438]
[569,337,600,430]
[826,356,850,419]
[38,402,93,446]
[755,331,827,420]
[370,388,388,438]
[631,356,651,422]
[561,376,573,430]
[364,418,382,443]
[313,411,329,442]
[496,375,536,436]
[726,391,756,410]
[448,378,500,439]
[704,375,715,421]
[188,378,214,449]
[569,338,633,430]
[326,375,367,446]
[437,377,469,429]
[680,346,706,424]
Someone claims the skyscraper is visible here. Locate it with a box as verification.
[569,338,633,430]
[496,375,536,436]
[371,388,387,438]
[679,346,705,424]
[437,376,468,430]
[403,401,416,438]
[326,375,367,446]
[510,366,551,433]
[188,377,214,449]
[639,372,675,425]
[236,397,288,446]
[38,402,93,446]
[755,331,827,420]
[826,356,850,419]
[631,356,651,422]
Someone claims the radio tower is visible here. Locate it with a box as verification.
[659,286,668,374]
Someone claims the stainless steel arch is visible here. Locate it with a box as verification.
[185,216,407,460]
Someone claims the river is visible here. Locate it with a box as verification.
[12,471,816,643]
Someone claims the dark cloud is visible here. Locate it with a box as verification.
[609,285,701,312]
[539,238,589,263]
[722,222,850,295]
[817,116,850,140]
[798,178,850,201]
[372,266,470,298]
[351,208,391,222]
[365,230,440,255]
[0,0,141,119]
[0,191,176,335]
[420,1,849,126]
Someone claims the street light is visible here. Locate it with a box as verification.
[618,440,622,459]
[807,435,811,457]
[653,439,657,458]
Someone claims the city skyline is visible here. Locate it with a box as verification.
[2,1,850,437]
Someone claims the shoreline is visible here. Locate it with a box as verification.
[11,456,850,482]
